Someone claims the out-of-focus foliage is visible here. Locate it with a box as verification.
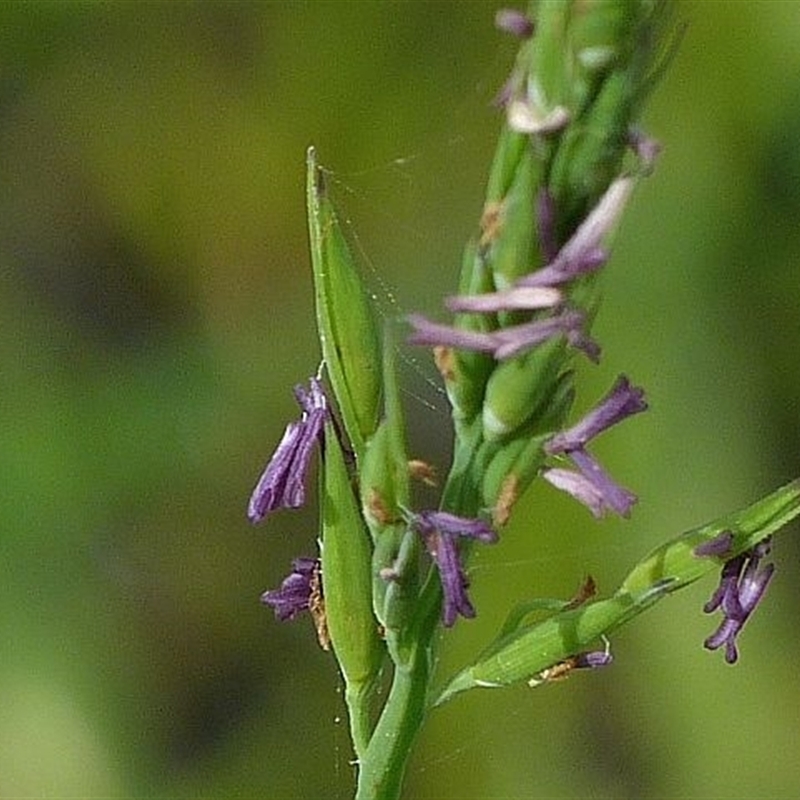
[1,2,799,798]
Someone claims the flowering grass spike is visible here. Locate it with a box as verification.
[244,5,800,799]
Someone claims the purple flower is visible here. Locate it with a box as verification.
[702,539,775,664]
[247,377,328,524]
[544,452,638,518]
[445,285,562,314]
[406,314,500,354]
[555,177,633,273]
[536,189,559,264]
[519,177,634,290]
[546,375,647,452]
[261,556,330,650]
[491,73,519,110]
[531,645,613,685]
[491,10,534,109]
[495,8,534,39]
[433,180,635,364]
[517,247,607,290]
[628,128,662,173]
[410,511,498,627]
[543,376,647,517]
[694,530,735,558]
[407,309,598,362]
[261,557,320,621]
[574,649,613,669]
[542,466,632,519]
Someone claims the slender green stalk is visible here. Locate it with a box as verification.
[345,682,378,765]
[352,435,487,797]
[355,647,430,800]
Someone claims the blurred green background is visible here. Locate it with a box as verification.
[2,1,800,798]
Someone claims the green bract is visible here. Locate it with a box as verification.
[445,240,497,425]
[482,338,571,441]
[621,479,800,596]
[487,149,541,291]
[435,588,665,706]
[307,147,382,461]
[436,480,800,706]
[320,419,384,758]
[485,128,528,205]
[359,330,422,663]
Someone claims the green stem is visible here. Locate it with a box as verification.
[346,680,378,763]
[355,646,430,800]
[353,434,483,796]
[354,448,470,798]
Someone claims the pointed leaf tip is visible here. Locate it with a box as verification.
[306,148,382,458]
[306,145,327,198]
